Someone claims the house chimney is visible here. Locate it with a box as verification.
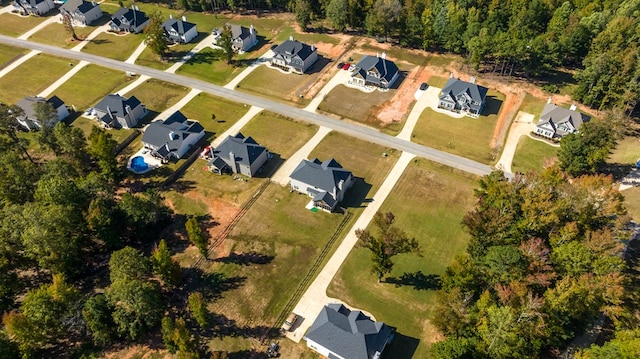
[381,52,386,59]
[289,35,294,41]
[547,97,552,104]
[106,105,113,118]
[250,24,255,35]
[91,1,95,5]
[570,104,577,111]
[470,76,476,84]
[229,151,237,173]
[311,44,315,51]
[449,71,454,78]
[376,52,379,58]
[169,131,176,141]
[169,14,173,19]
[182,15,186,22]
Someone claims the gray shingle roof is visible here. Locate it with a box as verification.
[305,304,393,359]
[111,7,148,28]
[94,94,142,118]
[229,24,251,40]
[162,18,196,36]
[290,158,352,194]
[440,78,488,105]
[60,0,97,14]
[352,55,399,84]
[16,95,65,120]
[141,110,204,152]
[210,133,267,167]
[273,40,315,61]
[538,103,590,137]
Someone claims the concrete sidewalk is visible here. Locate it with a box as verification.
[0,50,40,78]
[287,151,416,343]
[211,105,263,147]
[18,16,57,40]
[396,85,441,141]
[223,50,273,90]
[71,24,109,52]
[38,60,89,98]
[165,34,214,74]
[270,126,331,186]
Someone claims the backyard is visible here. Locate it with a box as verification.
[327,158,478,359]
[412,89,506,164]
[511,136,558,173]
[0,53,78,104]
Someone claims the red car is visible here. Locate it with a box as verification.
[342,62,351,70]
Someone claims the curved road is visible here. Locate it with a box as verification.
[0,35,497,177]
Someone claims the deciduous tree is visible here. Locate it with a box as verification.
[144,11,168,58]
[188,292,209,327]
[186,216,208,258]
[218,24,234,64]
[557,120,616,177]
[151,239,181,287]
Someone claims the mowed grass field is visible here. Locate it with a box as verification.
[511,136,558,173]
[0,13,48,37]
[327,159,478,359]
[179,92,250,142]
[0,53,78,104]
[81,32,144,61]
[0,44,25,68]
[318,84,397,130]
[28,23,94,49]
[623,187,640,223]
[237,65,316,106]
[54,64,133,110]
[70,116,135,144]
[608,136,640,165]
[412,89,505,164]
[125,79,190,116]
[176,48,244,85]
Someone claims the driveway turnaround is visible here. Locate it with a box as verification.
[270,126,332,185]
[287,151,416,343]
[0,35,497,178]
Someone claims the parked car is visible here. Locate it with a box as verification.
[420,82,429,91]
[336,62,344,69]
[281,313,299,332]
[348,64,355,71]
[342,62,351,70]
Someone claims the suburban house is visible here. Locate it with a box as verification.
[141,111,204,161]
[350,53,399,90]
[207,133,269,177]
[93,94,147,129]
[162,15,198,44]
[13,0,55,15]
[289,158,355,212]
[59,0,103,26]
[271,37,318,74]
[212,24,257,53]
[438,76,489,118]
[304,304,394,359]
[535,101,590,139]
[108,7,149,33]
[15,95,69,131]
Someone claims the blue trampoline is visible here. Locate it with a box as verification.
[130,156,149,172]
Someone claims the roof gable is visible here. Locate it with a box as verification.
[440,78,488,103]
[353,55,399,82]
[273,39,315,61]
[213,132,267,166]
[290,158,352,194]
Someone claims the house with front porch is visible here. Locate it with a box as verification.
[289,158,355,212]
[207,133,269,177]
[109,7,149,33]
[534,101,590,139]
[59,0,103,26]
[141,111,204,161]
[93,94,147,129]
[162,15,198,44]
[350,53,399,90]
[271,37,318,74]
[13,0,55,16]
[438,76,489,118]
[212,24,258,53]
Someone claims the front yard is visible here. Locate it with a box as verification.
[236,64,321,107]
[124,78,190,119]
[81,32,144,61]
[0,13,48,37]
[412,89,506,164]
[511,136,558,173]
[176,48,245,85]
[0,44,25,68]
[179,92,250,142]
[54,64,133,110]
[327,158,478,359]
[28,23,95,49]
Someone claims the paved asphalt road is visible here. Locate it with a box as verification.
[0,35,497,177]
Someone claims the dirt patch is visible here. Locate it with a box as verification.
[376,66,425,124]
[301,36,356,100]
[490,91,525,149]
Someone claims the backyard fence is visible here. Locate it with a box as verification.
[162,146,202,188]
[114,129,141,155]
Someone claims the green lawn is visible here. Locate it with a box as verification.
[69,115,134,144]
[0,44,25,68]
[359,43,430,67]
[0,53,79,104]
[125,79,190,118]
[622,187,640,223]
[327,158,478,359]
[519,93,548,116]
[53,64,133,111]
[318,84,401,134]
[412,90,505,164]
[608,136,640,165]
[427,76,449,89]
[511,136,558,173]
[28,23,94,49]
[176,48,244,85]
[179,92,250,142]
[237,65,315,107]
[274,26,341,45]
[81,32,144,61]
[0,13,48,37]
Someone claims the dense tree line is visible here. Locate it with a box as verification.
[430,168,633,358]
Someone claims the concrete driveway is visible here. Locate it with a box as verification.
[397,85,441,141]
[495,111,536,173]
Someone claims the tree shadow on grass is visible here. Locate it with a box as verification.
[186,50,218,65]
[385,271,442,290]
[188,270,246,301]
[214,251,274,266]
[600,162,635,182]
[88,38,112,46]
